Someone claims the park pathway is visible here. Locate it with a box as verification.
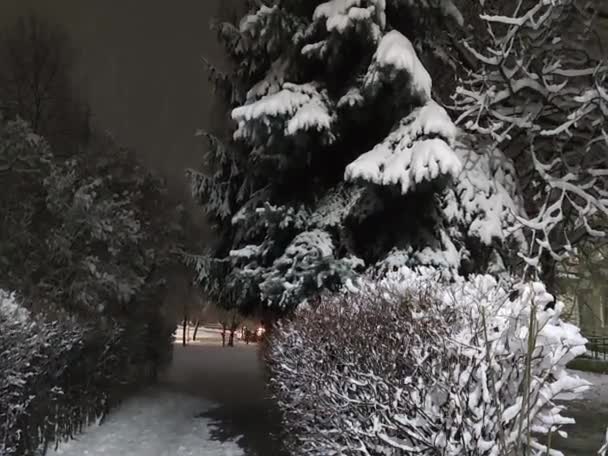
[46,328,608,456]
[49,334,286,456]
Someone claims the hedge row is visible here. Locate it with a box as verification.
[0,292,173,456]
[267,273,588,455]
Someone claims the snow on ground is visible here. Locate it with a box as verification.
[555,369,608,456]
[48,329,285,456]
[48,328,608,456]
[566,368,608,403]
[173,325,255,346]
[48,390,244,456]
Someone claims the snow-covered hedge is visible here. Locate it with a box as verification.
[0,290,167,456]
[268,270,588,455]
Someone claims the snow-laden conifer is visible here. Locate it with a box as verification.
[190,0,520,312]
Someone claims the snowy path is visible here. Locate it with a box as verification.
[49,331,286,456]
[554,370,608,455]
[49,329,608,456]
[49,390,244,456]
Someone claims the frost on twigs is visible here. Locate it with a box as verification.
[454,0,608,277]
[268,269,588,455]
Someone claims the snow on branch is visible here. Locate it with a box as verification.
[453,0,608,274]
[232,82,335,144]
[364,30,432,101]
[245,58,290,102]
[313,0,387,34]
[345,100,461,194]
[302,0,388,60]
[442,135,524,246]
[259,229,363,309]
[269,269,589,455]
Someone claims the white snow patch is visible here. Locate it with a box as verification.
[314,0,386,33]
[373,30,432,100]
[232,83,333,141]
[49,391,244,456]
[345,100,461,194]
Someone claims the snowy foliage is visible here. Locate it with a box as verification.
[0,289,168,456]
[258,229,364,309]
[345,100,461,194]
[0,116,180,454]
[233,82,336,148]
[268,270,588,455]
[0,118,184,315]
[441,135,523,247]
[454,0,608,283]
[190,0,524,313]
[363,30,432,101]
[0,117,52,294]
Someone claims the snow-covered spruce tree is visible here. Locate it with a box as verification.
[190,0,523,314]
[453,0,608,289]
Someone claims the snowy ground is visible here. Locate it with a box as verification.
[46,328,608,456]
[48,391,244,456]
[553,369,608,455]
[49,327,286,456]
[570,369,608,404]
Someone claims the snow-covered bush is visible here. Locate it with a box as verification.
[1,290,80,455]
[0,113,178,401]
[0,289,166,456]
[268,271,588,455]
[1,113,184,323]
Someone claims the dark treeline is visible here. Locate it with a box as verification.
[0,14,197,456]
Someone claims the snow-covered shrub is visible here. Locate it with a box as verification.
[0,289,166,456]
[0,120,176,450]
[268,271,588,455]
[1,290,81,455]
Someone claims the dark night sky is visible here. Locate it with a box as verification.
[1,1,606,200]
[0,0,240,198]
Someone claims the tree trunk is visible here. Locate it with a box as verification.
[539,251,558,307]
[192,319,201,341]
[221,323,227,347]
[182,314,188,347]
[228,311,240,347]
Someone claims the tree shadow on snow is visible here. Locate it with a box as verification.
[197,399,289,456]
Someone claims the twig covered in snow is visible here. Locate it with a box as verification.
[268,269,588,455]
[453,0,608,282]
